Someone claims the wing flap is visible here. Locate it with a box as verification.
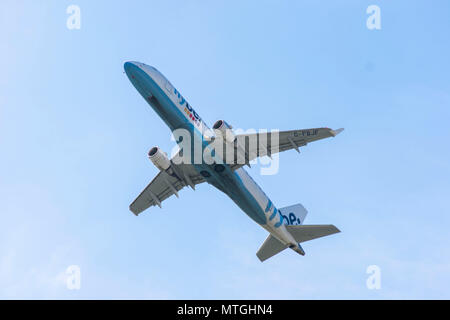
[227,127,343,170]
[129,151,206,215]
[130,171,183,215]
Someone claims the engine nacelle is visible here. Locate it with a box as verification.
[212,120,235,143]
[148,146,171,171]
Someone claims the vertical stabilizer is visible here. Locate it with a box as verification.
[278,203,308,225]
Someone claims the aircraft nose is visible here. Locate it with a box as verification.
[124,61,138,74]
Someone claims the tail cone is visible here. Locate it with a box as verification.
[289,244,305,256]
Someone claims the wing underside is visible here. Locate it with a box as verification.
[129,162,205,215]
[213,127,343,170]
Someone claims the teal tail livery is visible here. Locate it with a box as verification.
[124,61,342,262]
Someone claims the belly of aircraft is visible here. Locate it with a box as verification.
[206,166,268,226]
[134,68,270,227]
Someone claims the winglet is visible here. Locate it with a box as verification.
[330,128,344,137]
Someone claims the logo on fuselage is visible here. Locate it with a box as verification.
[174,88,201,127]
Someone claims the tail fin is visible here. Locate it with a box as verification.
[285,225,340,243]
[278,203,308,225]
[256,202,340,262]
[256,235,287,262]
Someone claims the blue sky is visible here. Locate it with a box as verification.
[1,0,449,299]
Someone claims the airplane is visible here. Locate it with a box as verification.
[124,61,343,261]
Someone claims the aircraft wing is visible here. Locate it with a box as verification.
[228,127,344,170]
[129,154,206,216]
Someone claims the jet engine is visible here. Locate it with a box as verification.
[212,120,235,143]
[148,146,171,171]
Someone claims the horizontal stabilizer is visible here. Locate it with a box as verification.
[286,225,340,243]
[256,235,287,262]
